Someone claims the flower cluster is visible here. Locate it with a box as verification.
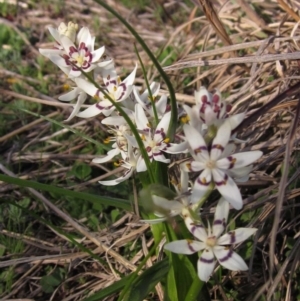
[40,22,262,282]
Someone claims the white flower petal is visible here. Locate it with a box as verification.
[102,116,126,126]
[92,148,120,164]
[65,91,87,121]
[164,240,205,254]
[122,64,137,85]
[194,86,212,106]
[227,166,252,182]
[210,120,231,161]
[165,141,188,154]
[190,161,206,172]
[153,152,170,164]
[217,228,257,245]
[136,155,147,172]
[217,151,262,170]
[135,104,149,130]
[213,246,248,271]
[185,216,208,242]
[183,124,209,162]
[99,168,133,186]
[212,169,243,210]
[92,46,105,62]
[191,169,212,204]
[76,103,103,118]
[59,88,80,102]
[154,111,171,140]
[227,113,245,130]
[197,248,216,282]
[213,198,229,237]
[77,27,90,45]
[75,78,98,97]
[155,95,167,116]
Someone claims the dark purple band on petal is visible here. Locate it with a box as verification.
[191,223,204,236]
[218,249,233,262]
[197,177,210,186]
[228,231,236,244]
[226,156,237,169]
[214,173,228,186]
[187,241,197,253]
[96,103,113,110]
[213,219,223,226]
[200,251,214,264]
[117,83,127,101]
[211,144,224,152]
[194,146,207,154]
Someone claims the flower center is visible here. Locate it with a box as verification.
[206,236,217,247]
[73,53,85,66]
[206,159,216,169]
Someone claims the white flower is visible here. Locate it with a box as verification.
[39,24,105,78]
[92,112,134,164]
[182,121,262,209]
[97,143,139,186]
[133,82,167,118]
[126,104,187,172]
[194,86,232,126]
[143,169,192,223]
[58,86,87,121]
[164,198,257,282]
[74,65,137,118]
[182,86,245,134]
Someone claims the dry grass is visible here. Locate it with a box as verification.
[0,0,300,300]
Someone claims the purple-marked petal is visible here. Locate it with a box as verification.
[218,228,257,245]
[154,111,171,140]
[212,169,243,210]
[213,198,229,237]
[164,240,205,255]
[76,103,103,118]
[183,124,209,161]
[185,216,207,242]
[197,248,216,281]
[165,141,188,154]
[191,169,212,204]
[217,151,262,170]
[213,246,248,271]
[210,120,231,161]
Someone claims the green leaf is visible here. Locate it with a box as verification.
[72,163,92,180]
[40,269,64,293]
[82,274,130,301]
[111,209,120,223]
[166,264,178,301]
[0,174,131,211]
[123,259,169,301]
